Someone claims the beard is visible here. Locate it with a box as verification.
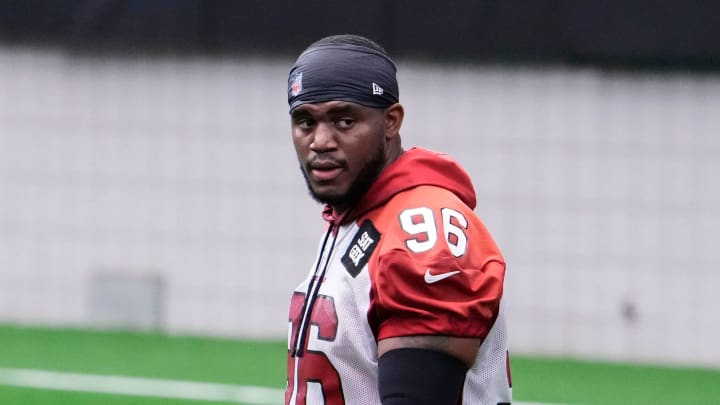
[301,141,386,210]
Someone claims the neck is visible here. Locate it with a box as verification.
[385,145,405,168]
[329,146,405,215]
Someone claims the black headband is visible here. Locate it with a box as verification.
[287,43,399,112]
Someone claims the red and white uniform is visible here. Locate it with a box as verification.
[287,147,511,405]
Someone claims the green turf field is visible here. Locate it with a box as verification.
[0,325,718,404]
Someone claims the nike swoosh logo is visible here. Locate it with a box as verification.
[424,269,461,284]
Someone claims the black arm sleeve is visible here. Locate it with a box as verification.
[378,348,469,405]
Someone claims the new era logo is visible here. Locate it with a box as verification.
[372,82,384,95]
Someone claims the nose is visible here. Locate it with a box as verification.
[309,122,337,152]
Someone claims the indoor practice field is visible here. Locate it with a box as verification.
[0,325,718,405]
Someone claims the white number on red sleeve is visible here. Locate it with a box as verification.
[399,207,468,257]
[399,207,437,253]
[441,207,468,257]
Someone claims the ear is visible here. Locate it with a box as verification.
[384,103,404,140]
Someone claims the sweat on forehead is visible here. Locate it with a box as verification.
[287,43,400,112]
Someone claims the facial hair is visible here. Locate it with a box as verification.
[301,141,386,211]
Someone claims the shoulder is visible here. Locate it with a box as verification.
[386,184,469,212]
[370,185,476,235]
[363,185,506,340]
[367,185,502,265]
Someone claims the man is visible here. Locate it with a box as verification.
[285,34,511,405]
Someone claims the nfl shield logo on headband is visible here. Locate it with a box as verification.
[290,72,303,96]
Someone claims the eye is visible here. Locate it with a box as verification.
[295,118,314,130]
[335,118,355,129]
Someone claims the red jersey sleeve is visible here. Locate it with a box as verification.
[366,186,506,341]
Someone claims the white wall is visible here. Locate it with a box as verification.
[1,46,718,367]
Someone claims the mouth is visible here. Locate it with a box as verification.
[308,160,344,182]
[311,166,343,182]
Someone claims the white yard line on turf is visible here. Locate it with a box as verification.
[0,367,565,405]
[0,367,283,405]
